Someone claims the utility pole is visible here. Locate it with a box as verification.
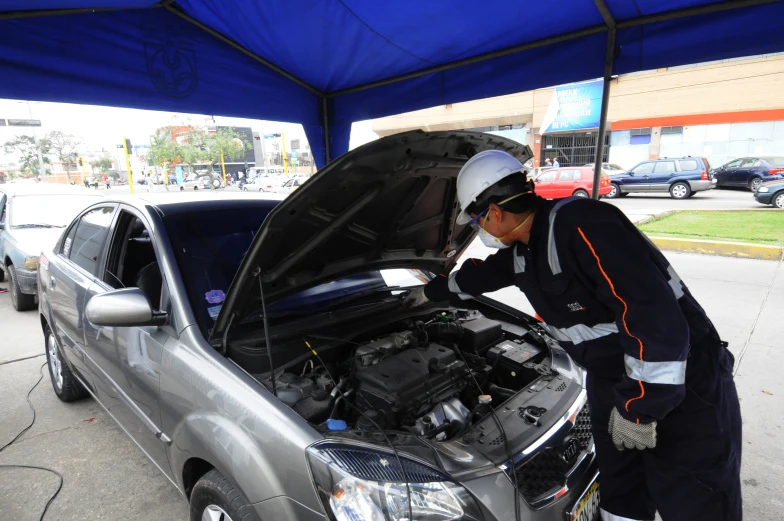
[282,131,289,176]
[27,102,46,183]
[259,122,268,168]
[79,157,88,186]
[123,138,134,195]
[220,151,227,186]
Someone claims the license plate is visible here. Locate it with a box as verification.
[568,480,600,521]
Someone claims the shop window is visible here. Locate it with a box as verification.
[661,126,684,134]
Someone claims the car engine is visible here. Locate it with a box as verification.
[263,310,551,441]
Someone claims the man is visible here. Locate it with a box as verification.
[406,150,741,521]
[552,157,560,167]
[544,158,552,167]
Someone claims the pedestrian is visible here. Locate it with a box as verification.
[544,158,552,167]
[83,177,89,188]
[104,175,111,189]
[553,157,560,167]
[404,150,742,521]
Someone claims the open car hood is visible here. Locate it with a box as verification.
[212,130,532,337]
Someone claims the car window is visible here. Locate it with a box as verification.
[538,170,557,182]
[60,222,78,256]
[740,158,760,167]
[294,180,301,187]
[724,159,743,169]
[68,206,115,276]
[763,157,784,167]
[631,162,655,175]
[0,195,7,226]
[677,159,698,171]
[558,170,577,181]
[653,161,676,173]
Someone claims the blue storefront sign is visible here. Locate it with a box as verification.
[541,79,604,133]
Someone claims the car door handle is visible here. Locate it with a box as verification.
[49,277,56,290]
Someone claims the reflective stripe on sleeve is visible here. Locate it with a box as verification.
[624,355,686,385]
[547,197,579,275]
[447,272,473,300]
[542,322,618,345]
[667,265,684,299]
[513,244,526,274]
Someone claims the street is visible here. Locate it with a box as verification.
[1,249,782,520]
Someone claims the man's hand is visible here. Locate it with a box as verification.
[608,407,657,451]
[401,287,429,308]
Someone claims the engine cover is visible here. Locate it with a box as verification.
[354,343,469,423]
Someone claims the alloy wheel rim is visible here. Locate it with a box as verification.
[775,193,784,208]
[673,185,687,198]
[751,179,762,191]
[202,505,233,521]
[575,191,588,197]
[48,334,63,390]
[610,185,617,197]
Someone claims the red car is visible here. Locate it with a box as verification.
[533,166,612,199]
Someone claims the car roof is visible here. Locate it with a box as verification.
[0,184,103,198]
[97,191,286,217]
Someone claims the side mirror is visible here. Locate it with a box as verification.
[86,288,167,328]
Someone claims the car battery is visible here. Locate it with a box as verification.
[487,340,542,389]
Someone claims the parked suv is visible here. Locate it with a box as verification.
[605,157,713,199]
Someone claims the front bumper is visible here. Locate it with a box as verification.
[754,191,774,204]
[14,267,38,294]
[688,180,713,192]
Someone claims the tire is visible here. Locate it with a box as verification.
[749,177,762,193]
[190,469,261,521]
[7,265,36,311]
[606,183,621,199]
[44,324,88,402]
[573,189,589,198]
[0,267,4,282]
[669,182,691,199]
[774,192,784,209]
[194,186,199,190]
[180,186,185,191]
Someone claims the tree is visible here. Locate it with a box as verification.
[204,128,250,170]
[46,131,82,183]
[91,157,113,174]
[3,135,51,178]
[148,127,182,168]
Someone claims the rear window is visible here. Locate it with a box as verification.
[677,159,699,171]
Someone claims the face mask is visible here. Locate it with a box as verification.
[478,227,511,249]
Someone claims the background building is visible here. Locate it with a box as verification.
[372,53,784,170]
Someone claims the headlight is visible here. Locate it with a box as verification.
[757,186,769,193]
[307,442,483,521]
[24,256,39,270]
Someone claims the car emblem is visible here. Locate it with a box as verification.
[560,437,581,464]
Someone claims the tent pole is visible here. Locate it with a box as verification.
[591,0,616,200]
[321,97,331,165]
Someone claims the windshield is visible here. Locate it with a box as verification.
[11,194,103,227]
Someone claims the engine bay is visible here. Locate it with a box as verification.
[257,309,557,442]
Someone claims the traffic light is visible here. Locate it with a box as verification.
[124,138,132,153]
[78,157,83,167]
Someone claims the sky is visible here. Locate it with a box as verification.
[0,98,378,163]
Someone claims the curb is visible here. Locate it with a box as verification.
[647,236,784,261]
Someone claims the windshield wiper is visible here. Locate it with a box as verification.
[12,223,63,229]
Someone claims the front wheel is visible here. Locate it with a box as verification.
[606,183,621,199]
[669,182,691,199]
[190,469,261,521]
[573,189,589,198]
[180,186,185,191]
[774,192,784,209]
[7,265,36,311]
[749,177,762,193]
[44,325,88,402]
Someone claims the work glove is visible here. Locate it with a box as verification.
[402,287,430,308]
[608,407,657,451]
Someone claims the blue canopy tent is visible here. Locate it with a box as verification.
[2,0,784,188]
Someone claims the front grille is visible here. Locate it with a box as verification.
[513,403,592,502]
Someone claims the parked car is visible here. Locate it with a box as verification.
[753,179,784,208]
[534,166,612,198]
[605,157,713,199]
[39,131,597,521]
[243,175,284,192]
[275,176,305,194]
[710,156,784,192]
[583,162,625,173]
[179,173,223,191]
[0,185,103,310]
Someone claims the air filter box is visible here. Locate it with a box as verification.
[459,317,503,353]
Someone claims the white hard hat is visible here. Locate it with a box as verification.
[455,150,525,225]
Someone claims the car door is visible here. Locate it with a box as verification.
[555,169,578,198]
[625,162,655,191]
[49,205,117,388]
[648,160,677,192]
[713,159,742,186]
[534,169,558,198]
[81,207,173,478]
[736,158,760,186]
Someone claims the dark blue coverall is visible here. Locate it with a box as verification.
[425,197,742,521]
